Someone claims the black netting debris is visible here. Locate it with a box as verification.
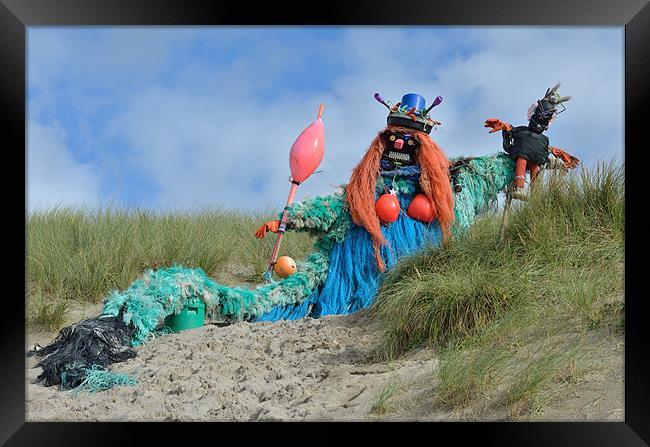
[28,305,137,389]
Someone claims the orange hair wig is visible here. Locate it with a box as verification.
[345,125,454,272]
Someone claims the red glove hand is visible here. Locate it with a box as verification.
[255,220,281,239]
[484,118,513,133]
[550,147,580,169]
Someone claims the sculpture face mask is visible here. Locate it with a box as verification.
[528,99,558,133]
[380,130,420,169]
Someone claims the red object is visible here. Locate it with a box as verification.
[255,220,281,239]
[484,118,512,133]
[407,194,437,223]
[514,156,540,188]
[289,105,325,183]
[394,139,404,149]
[274,256,297,278]
[550,146,580,169]
[375,193,401,223]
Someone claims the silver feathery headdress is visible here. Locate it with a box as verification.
[543,81,572,105]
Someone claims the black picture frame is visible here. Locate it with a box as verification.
[4,0,648,444]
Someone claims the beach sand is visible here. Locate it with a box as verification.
[25,307,623,422]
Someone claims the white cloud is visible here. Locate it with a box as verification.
[27,121,102,212]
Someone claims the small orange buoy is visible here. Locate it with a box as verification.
[407,193,437,223]
[274,256,297,278]
[375,193,401,224]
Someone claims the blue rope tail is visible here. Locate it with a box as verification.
[251,288,319,322]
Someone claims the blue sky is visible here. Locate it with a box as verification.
[27,27,624,212]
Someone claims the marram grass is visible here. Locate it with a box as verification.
[372,160,624,419]
[26,206,314,329]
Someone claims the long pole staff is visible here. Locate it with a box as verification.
[499,183,513,243]
[265,105,324,280]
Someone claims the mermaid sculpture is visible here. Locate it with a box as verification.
[251,92,514,320]
[31,92,521,390]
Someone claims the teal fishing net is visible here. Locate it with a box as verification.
[68,365,138,395]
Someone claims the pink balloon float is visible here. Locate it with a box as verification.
[289,105,325,183]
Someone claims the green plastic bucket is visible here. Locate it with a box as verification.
[164,299,205,332]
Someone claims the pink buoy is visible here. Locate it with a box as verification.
[289,105,325,183]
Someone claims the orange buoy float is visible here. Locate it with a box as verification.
[375,193,401,224]
[407,193,437,223]
[274,256,297,278]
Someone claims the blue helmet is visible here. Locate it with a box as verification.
[374,92,443,134]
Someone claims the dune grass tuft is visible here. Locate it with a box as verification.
[372,161,624,419]
[27,297,70,332]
